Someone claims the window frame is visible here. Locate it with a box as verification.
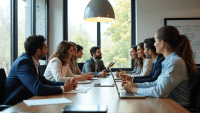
[63,0,136,71]
[10,0,49,65]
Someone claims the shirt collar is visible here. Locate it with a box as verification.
[162,52,176,65]
[153,55,159,63]
[32,57,40,69]
[92,57,99,63]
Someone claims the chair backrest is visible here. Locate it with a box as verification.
[0,68,6,104]
[39,65,47,76]
[78,63,84,72]
[190,67,200,111]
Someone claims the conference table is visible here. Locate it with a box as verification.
[3,73,189,113]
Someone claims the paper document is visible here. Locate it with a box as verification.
[23,98,73,106]
[77,80,92,84]
[64,87,91,93]
[92,78,98,80]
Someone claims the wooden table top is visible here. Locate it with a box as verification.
[3,74,189,113]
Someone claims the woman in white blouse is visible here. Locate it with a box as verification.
[134,42,152,76]
[43,41,92,82]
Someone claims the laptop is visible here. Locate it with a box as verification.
[110,69,146,99]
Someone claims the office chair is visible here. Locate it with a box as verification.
[0,68,11,111]
[78,63,84,72]
[184,67,200,113]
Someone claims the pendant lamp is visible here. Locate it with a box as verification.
[84,0,115,22]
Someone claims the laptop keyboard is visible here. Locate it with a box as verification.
[125,92,134,96]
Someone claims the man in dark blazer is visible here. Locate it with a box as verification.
[82,46,114,77]
[3,35,77,105]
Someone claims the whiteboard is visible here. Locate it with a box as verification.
[164,18,200,65]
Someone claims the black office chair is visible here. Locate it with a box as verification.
[78,63,84,72]
[184,67,200,113]
[39,65,47,75]
[0,68,11,111]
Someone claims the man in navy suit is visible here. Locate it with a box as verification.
[82,46,114,77]
[3,35,77,105]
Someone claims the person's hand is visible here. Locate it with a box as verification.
[100,70,107,77]
[119,69,127,74]
[118,70,127,79]
[115,71,120,78]
[63,79,74,92]
[123,80,135,92]
[70,78,77,90]
[87,75,95,80]
[107,62,114,68]
[120,74,133,81]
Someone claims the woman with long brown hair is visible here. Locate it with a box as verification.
[44,41,91,82]
[135,42,152,76]
[123,26,198,107]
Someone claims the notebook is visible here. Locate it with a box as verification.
[110,69,146,99]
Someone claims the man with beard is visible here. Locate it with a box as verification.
[82,46,114,77]
[3,35,77,105]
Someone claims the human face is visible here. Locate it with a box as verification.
[73,46,77,56]
[137,46,144,58]
[68,46,73,60]
[95,49,102,59]
[77,49,83,58]
[144,43,151,59]
[154,33,163,54]
[39,42,49,60]
[130,48,137,59]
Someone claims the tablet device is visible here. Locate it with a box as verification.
[94,83,115,87]
[62,105,107,113]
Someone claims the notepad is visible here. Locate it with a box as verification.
[77,80,92,84]
[92,78,98,80]
[23,98,73,106]
[64,87,91,93]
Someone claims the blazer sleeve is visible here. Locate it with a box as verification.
[83,61,100,77]
[133,62,162,83]
[17,59,63,96]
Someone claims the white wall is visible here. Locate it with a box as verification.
[49,0,63,55]
[136,0,200,44]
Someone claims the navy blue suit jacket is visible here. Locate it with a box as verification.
[3,53,64,105]
[133,54,165,83]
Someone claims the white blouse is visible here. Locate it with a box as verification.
[43,58,73,82]
[132,59,152,77]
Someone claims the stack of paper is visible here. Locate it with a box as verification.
[64,87,91,93]
[23,98,73,106]
[77,80,92,84]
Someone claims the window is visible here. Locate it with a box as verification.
[18,0,31,57]
[0,0,10,75]
[68,0,97,63]
[67,0,134,70]
[101,0,131,68]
